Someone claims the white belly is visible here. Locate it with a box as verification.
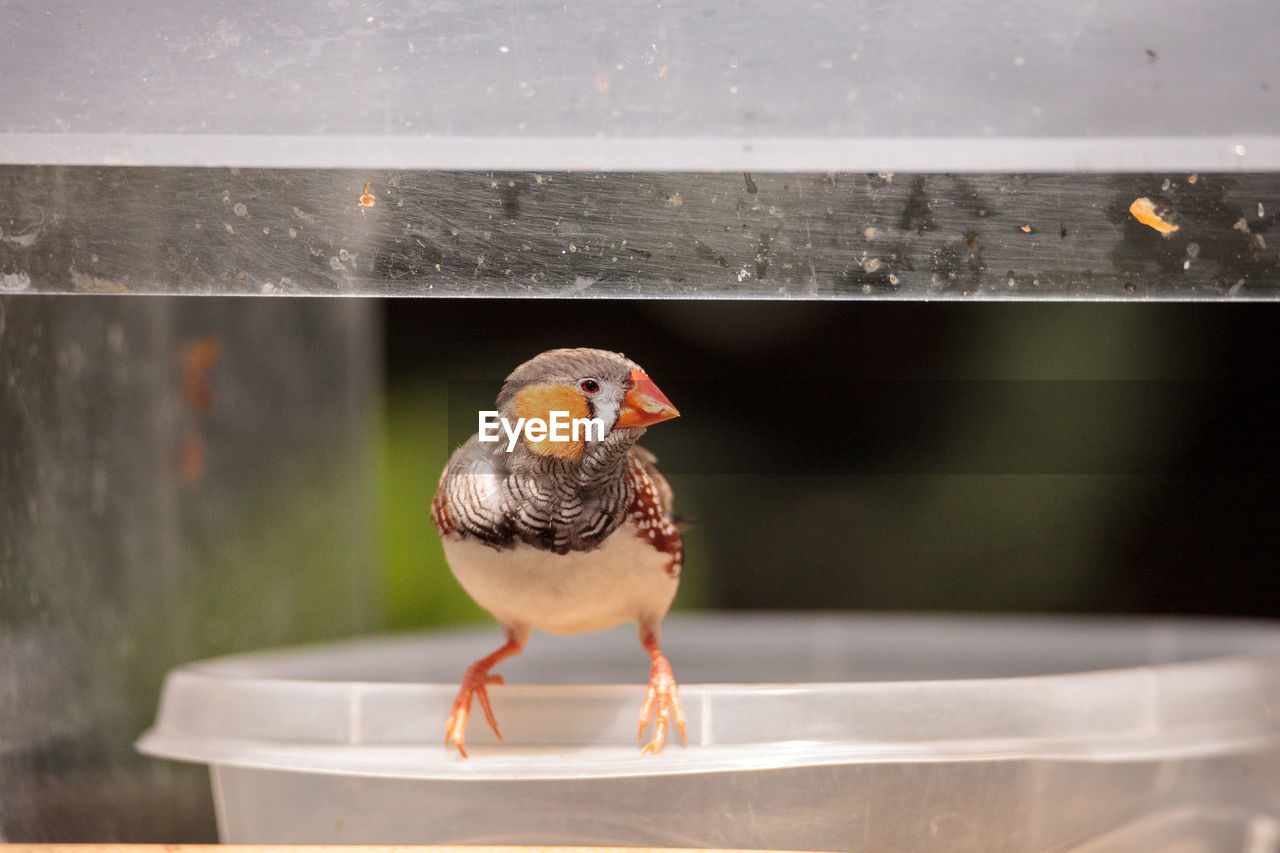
[443,522,679,635]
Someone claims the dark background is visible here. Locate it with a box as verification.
[385,300,1280,621]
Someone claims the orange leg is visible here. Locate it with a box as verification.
[637,631,687,755]
[445,630,526,758]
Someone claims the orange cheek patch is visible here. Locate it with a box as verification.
[513,384,590,460]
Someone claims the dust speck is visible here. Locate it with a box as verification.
[0,272,31,292]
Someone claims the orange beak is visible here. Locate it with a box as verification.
[615,369,680,429]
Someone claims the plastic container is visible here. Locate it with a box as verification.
[137,614,1280,851]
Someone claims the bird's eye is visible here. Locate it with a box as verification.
[579,378,601,395]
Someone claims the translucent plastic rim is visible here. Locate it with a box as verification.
[136,614,1280,780]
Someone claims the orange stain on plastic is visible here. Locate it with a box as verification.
[180,426,207,487]
[182,336,222,412]
[179,335,222,488]
[1129,197,1179,235]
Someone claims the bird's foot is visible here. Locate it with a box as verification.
[445,664,506,758]
[638,648,686,755]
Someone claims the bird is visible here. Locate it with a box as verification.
[431,347,686,758]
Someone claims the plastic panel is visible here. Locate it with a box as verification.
[3,168,1279,299]
[1,0,1277,171]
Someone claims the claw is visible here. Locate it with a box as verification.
[474,673,505,739]
[445,636,524,758]
[445,684,480,758]
[637,644,686,755]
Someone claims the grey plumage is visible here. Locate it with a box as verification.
[434,348,651,554]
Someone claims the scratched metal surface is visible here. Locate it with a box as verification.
[1,167,1277,298]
